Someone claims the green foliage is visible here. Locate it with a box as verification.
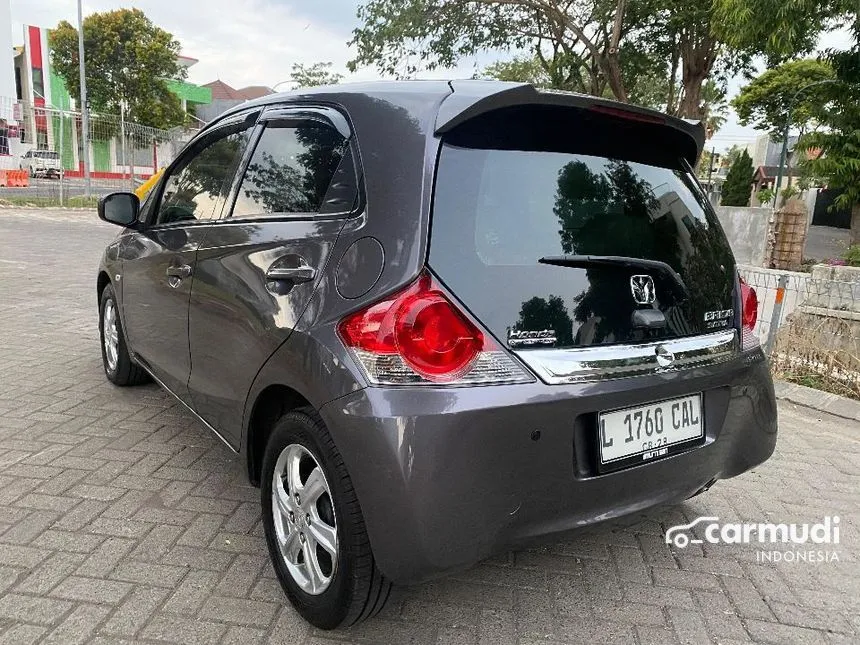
[49,9,186,129]
[843,244,860,267]
[477,46,669,110]
[479,56,553,87]
[732,59,835,137]
[780,184,800,204]
[289,62,344,89]
[723,145,743,169]
[349,0,739,117]
[698,149,717,178]
[712,0,851,62]
[757,187,775,205]
[721,149,754,206]
[797,20,860,218]
[700,80,728,136]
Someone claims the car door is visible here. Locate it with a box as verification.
[119,114,256,401]
[187,106,360,446]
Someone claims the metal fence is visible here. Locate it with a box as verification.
[740,264,860,396]
[0,96,198,206]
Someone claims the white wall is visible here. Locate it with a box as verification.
[0,2,15,100]
[716,206,772,268]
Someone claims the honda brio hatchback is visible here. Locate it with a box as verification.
[95,81,777,629]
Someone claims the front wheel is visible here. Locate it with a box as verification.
[261,408,391,629]
[99,284,148,386]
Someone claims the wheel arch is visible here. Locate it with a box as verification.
[96,270,111,304]
[245,384,312,486]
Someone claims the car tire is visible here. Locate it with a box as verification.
[99,284,149,386]
[261,407,391,629]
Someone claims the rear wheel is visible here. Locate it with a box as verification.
[99,284,148,386]
[261,408,391,629]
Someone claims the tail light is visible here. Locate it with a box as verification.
[739,276,759,350]
[338,271,532,385]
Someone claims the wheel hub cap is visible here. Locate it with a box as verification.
[271,444,338,595]
[103,300,119,371]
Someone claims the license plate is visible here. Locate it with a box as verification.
[598,394,703,468]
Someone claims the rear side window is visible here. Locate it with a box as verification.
[231,121,348,217]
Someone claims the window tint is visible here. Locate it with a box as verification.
[429,107,735,350]
[156,126,251,225]
[231,121,347,217]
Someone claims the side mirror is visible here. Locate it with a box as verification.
[98,192,139,227]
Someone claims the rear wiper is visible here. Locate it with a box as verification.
[538,255,688,299]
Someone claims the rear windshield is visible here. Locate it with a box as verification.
[429,107,735,350]
[34,151,59,159]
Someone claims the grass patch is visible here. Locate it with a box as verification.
[0,195,98,208]
[770,312,860,400]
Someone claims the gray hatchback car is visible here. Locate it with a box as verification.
[96,80,777,629]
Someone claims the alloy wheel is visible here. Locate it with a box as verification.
[271,443,338,594]
[103,299,119,372]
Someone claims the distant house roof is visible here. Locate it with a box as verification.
[754,165,801,180]
[202,80,247,101]
[237,85,273,100]
[202,80,273,102]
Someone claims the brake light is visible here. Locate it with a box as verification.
[338,271,532,385]
[589,104,666,124]
[739,277,759,350]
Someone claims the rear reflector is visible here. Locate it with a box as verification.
[338,271,532,385]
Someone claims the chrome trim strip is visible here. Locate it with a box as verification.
[137,363,239,453]
[514,330,737,384]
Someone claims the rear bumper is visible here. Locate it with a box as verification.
[318,351,777,584]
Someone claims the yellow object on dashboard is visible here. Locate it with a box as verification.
[135,168,165,199]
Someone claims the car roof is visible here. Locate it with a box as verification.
[212,79,705,165]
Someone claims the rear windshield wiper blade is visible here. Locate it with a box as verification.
[538,255,688,298]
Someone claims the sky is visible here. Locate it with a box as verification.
[8,0,855,153]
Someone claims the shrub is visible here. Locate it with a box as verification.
[757,187,775,205]
[842,244,860,267]
[721,149,754,206]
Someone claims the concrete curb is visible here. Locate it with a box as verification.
[774,380,860,422]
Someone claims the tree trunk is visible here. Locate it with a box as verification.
[851,202,860,246]
[603,53,628,102]
[676,32,716,119]
[666,38,679,114]
[677,66,707,118]
[604,0,629,102]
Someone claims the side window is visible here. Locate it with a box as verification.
[230,121,349,217]
[155,125,251,226]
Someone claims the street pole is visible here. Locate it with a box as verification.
[77,0,91,198]
[58,102,64,207]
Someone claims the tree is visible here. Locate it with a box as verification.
[49,9,186,129]
[290,62,344,89]
[721,149,754,206]
[700,80,728,136]
[712,0,851,62]
[349,0,774,119]
[350,0,636,101]
[798,21,860,242]
[732,59,835,137]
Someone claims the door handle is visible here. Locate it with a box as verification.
[265,264,315,284]
[166,264,192,279]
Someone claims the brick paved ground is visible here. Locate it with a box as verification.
[0,207,858,645]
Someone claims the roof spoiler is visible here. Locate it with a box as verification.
[435,82,705,166]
